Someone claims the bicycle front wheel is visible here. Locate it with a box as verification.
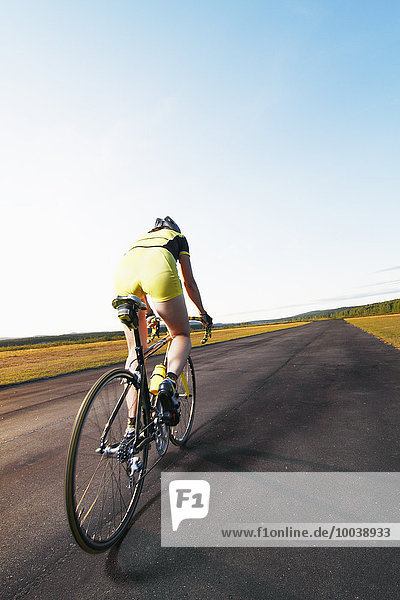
[170,356,196,445]
[65,368,149,553]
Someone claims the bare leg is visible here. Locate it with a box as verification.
[152,294,191,377]
[122,307,148,419]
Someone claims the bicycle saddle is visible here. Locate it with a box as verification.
[112,296,147,329]
[112,295,147,311]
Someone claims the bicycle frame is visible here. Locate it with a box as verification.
[144,333,171,362]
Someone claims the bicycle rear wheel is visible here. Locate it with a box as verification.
[170,356,196,445]
[65,368,149,553]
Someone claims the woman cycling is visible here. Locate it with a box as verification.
[114,216,212,428]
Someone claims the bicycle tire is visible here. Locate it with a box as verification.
[65,368,149,553]
[170,356,196,446]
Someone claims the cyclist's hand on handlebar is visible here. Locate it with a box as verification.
[199,313,212,344]
[200,313,213,329]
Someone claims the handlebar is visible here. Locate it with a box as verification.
[147,316,212,345]
[189,316,213,344]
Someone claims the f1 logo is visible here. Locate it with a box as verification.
[169,480,210,531]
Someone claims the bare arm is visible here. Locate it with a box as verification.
[179,253,207,315]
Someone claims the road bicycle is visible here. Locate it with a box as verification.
[65,295,211,553]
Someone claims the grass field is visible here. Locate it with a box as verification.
[345,314,400,350]
[0,321,309,387]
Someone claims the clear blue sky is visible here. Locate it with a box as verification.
[1,1,399,337]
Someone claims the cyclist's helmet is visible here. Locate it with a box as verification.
[154,216,181,233]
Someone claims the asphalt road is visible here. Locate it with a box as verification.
[1,320,400,599]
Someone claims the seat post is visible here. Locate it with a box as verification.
[134,325,144,366]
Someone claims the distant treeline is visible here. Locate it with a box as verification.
[230,298,400,326]
[0,331,125,349]
[290,298,400,321]
[1,322,204,349]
